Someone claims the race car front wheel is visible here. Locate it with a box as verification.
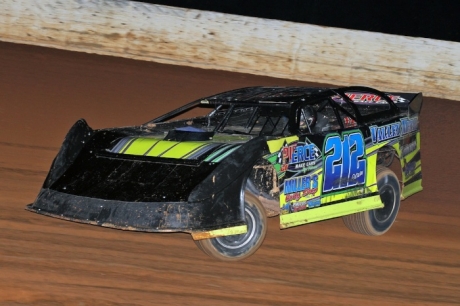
[195,192,267,261]
[343,166,401,236]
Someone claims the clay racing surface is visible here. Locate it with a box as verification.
[1,41,459,305]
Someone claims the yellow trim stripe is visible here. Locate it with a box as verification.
[123,138,159,155]
[191,225,248,240]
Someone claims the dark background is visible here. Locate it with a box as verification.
[143,0,460,42]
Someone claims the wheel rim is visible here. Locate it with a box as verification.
[374,184,396,223]
[214,207,256,250]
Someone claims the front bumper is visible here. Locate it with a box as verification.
[27,188,244,233]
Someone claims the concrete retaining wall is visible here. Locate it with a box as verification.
[1,0,459,100]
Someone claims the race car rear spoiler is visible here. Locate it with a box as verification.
[388,92,423,116]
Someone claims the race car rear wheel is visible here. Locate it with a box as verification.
[377,146,395,167]
[343,166,401,236]
[195,192,267,261]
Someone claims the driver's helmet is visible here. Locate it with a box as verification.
[300,106,316,129]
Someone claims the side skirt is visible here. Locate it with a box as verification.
[280,194,383,229]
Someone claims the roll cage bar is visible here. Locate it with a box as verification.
[146,86,402,135]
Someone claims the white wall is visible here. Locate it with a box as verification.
[1,0,459,100]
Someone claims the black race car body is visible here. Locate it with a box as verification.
[27,86,423,254]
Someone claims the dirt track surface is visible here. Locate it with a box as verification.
[1,41,459,305]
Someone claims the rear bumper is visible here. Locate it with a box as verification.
[27,188,243,232]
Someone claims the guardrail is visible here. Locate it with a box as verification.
[1,0,459,100]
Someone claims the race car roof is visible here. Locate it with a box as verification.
[200,86,330,104]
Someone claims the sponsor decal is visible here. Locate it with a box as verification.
[370,117,419,144]
[291,201,307,213]
[307,197,321,208]
[403,160,417,178]
[401,141,417,157]
[268,137,323,215]
[347,93,384,103]
[278,140,321,172]
[332,93,408,104]
[284,174,319,196]
[281,197,321,214]
[400,117,419,135]
[370,122,401,143]
[400,134,417,157]
[323,131,366,193]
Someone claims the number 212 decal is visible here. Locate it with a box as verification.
[323,131,366,193]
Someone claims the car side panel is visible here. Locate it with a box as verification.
[392,131,423,199]
[369,115,422,199]
[265,129,384,229]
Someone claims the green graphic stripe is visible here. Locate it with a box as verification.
[114,136,242,162]
[180,143,215,159]
[204,144,235,162]
[211,145,241,163]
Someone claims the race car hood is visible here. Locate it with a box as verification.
[41,119,260,203]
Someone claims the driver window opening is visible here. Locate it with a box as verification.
[218,106,289,136]
[299,100,341,134]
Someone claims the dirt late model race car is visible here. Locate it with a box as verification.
[27,86,423,261]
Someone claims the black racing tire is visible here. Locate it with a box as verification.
[343,166,401,236]
[195,192,267,261]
